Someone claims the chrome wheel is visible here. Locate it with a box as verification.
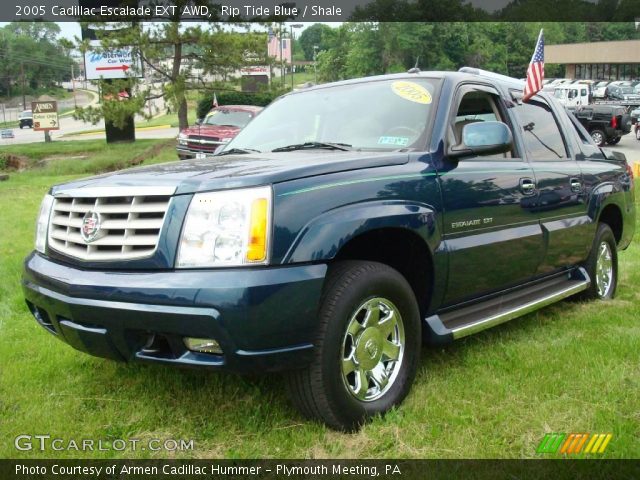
[341,297,405,402]
[596,241,613,297]
[591,131,604,146]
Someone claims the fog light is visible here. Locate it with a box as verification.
[184,337,223,354]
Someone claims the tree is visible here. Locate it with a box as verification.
[0,23,73,98]
[5,22,61,43]
[316,21,640,84]
[76,12,270,131]
[298,24,335,60]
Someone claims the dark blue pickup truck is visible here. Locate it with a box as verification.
[23,68,635,430]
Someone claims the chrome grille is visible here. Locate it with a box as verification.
[186,135,223,152]
[48,187,174,261]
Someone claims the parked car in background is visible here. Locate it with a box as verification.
[176,105,262,160]
[605,85,640,102]
[19,110,33,129]
[1,129,14,139]
[593,81,611,99]
[630,106,640,124]
[573,104,632,146]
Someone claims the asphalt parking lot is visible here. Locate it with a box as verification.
[609,130,640,165]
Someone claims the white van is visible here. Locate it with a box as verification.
[553,84,590,108]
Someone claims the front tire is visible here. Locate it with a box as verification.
[582,223,618,300]
[286,261,421,431]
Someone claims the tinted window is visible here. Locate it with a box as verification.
[513,99,567,160]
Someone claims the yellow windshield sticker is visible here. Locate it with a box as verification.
[391,81,432,104]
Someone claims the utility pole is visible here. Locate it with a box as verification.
[71,63,77,109]
[279,23,284,86]
[21,62,26,112]
[313,45,319,84]
[289,24,303,90]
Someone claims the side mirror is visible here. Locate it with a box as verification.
[449,121,513,159]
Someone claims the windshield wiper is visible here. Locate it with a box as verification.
[272,141,352,152]
[216,147,261,156]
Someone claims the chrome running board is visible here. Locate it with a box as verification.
[424,268,590,344]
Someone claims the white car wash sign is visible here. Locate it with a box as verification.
[84,44,142,80]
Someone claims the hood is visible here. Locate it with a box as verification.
[180,124,240,139]
[51,151,412,196]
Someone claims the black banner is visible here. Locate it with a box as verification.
[2,460,640,480]
[5,0,640,22]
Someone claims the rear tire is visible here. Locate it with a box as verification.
[581,223,618,300]
[286,261,421,431]
[590,129,605,147]
[607,137,621,145]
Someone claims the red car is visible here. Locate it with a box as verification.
[177,105,262,160]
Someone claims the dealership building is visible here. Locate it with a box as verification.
[546,40,640,80]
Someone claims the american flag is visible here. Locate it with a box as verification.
[523,29,544,102]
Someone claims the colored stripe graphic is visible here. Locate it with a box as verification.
[538,433,612,454]
[584,433,613,454]
[536,433,566,454]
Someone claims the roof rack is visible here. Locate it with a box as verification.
[458,67,524,87]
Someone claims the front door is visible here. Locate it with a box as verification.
[440,86,543,306]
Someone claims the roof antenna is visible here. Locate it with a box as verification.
[407,56,420,74]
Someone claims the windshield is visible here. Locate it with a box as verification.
[204,109,253,128]
[224,78,438,152]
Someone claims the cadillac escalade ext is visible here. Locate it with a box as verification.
[22,68,635,431]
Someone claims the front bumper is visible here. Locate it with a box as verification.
[22,252,327,372]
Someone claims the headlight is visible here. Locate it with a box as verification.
[178,132,188,145]
[35,194,54,254]
[177,186,272,268]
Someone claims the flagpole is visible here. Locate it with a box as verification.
[279,23,284,86]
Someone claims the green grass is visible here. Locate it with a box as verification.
[0,139,176,175]
[138,109,198,129]
[0,169,639,459]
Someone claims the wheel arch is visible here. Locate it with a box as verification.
[332,227,435,319]
[598,203,623,244]
[282,200,439,318]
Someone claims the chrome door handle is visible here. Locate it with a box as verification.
[570,178,582,193]
[520,178,536,195]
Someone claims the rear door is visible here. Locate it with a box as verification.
[439,84,543,306]
[510,96,590,274]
